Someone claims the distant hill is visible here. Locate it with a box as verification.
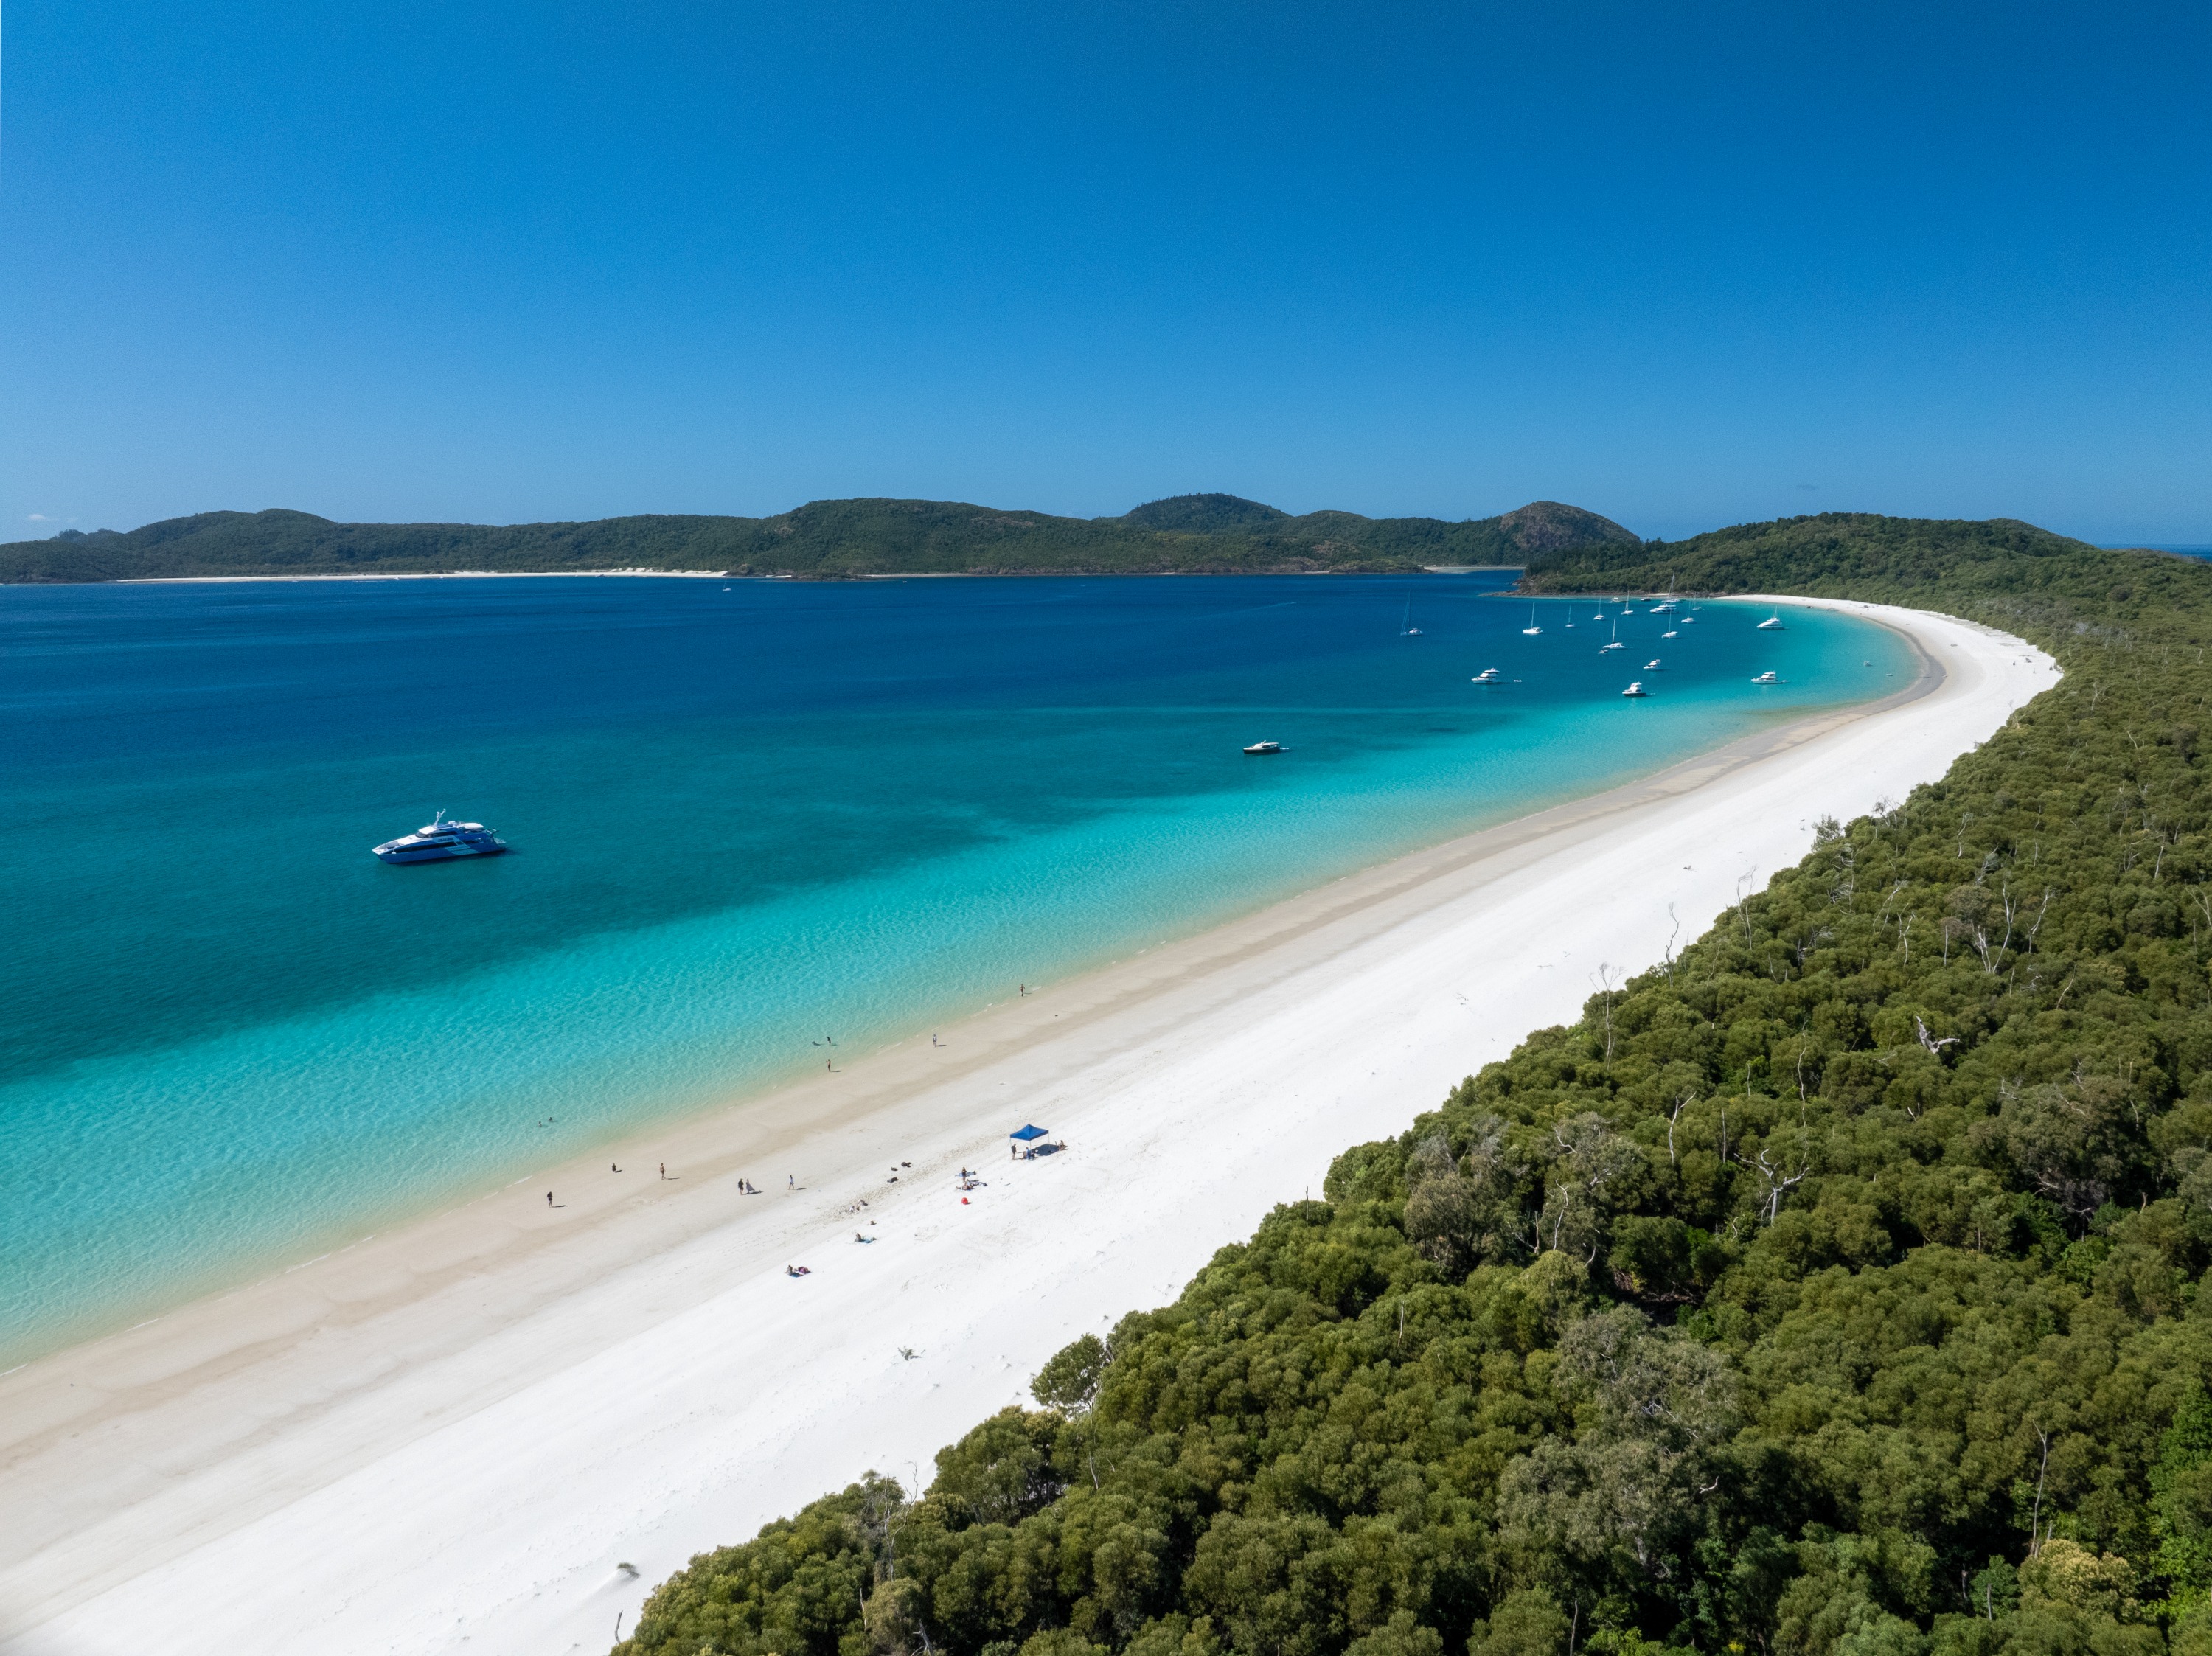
[0,495,1641,583]
[1518,510,2106,605]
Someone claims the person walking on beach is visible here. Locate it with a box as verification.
[787,1173,795,1190]
[546,1192,554,1207]
[659,1162,667,1180]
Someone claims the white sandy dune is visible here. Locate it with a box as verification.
[0,598,2056,1656]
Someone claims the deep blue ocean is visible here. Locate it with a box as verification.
[0,574,1910,1360]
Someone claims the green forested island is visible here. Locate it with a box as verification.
[616,515,2212,1656]
[0,495,1635,583]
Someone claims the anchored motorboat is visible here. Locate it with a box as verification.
[1757,613,1785,630]
[1242,740,1284,754]
[1621,681,1649,697]
[1750,670,1785,685]
[372,810,506,864]
[1471,667,1503,684]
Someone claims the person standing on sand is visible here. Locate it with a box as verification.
[659,1162,666,1180]
[787,1174,795,1189]
[546,1192,554,1207]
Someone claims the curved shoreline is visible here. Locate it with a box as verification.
[0,599,2055,1656]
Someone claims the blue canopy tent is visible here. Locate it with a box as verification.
[1010,1124,1049,1142]
[1009,1123,1057,1158]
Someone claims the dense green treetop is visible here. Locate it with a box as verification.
[609,518,2212,1656]
[0,496,1636,583]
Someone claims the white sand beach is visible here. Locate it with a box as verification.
[0,598,2056,1656]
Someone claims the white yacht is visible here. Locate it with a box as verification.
[1661,629,1678,639]
[1471,667,1503,684]
[1242,740,1284,754]
[1757,613,1785,630]
[372,810,505,863]
[1645,658,1662,670]
[1750,670,1784,685]
[1621,681,1649,697]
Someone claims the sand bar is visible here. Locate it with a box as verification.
[0,599,2056,1656]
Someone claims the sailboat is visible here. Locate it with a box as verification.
[1757,613,1785,630]
[1399,601,1422,636]
[1599,617,1625,652]
[1660,629,1678,639]
[1521,602,1542,636]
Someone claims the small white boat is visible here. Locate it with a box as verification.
[1757,613,1785,630]
[1243,740,1284,754]
[1521,601,1542,636]
[1645,658,1662,670]
[1399,601,1422,636]
[1661,629,1678,639]
[1750,671,1784,685]
[1621,681,1649,697]
[1680,615,1697,625]
[1651,600,1677,613]
[1599,617,1624,652]
[1471,667,1503,684]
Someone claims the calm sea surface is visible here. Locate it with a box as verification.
[0,574,1911,1360]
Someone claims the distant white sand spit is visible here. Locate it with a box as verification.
[0,598,2056,1656]
[118,568,733,582]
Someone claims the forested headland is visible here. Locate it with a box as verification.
[614,515,2212,1656]
[0,495,1634,583]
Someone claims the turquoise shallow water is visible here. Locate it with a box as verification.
[0,574,1911,1360]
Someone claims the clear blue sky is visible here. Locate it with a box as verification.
[4,1,2208,542]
